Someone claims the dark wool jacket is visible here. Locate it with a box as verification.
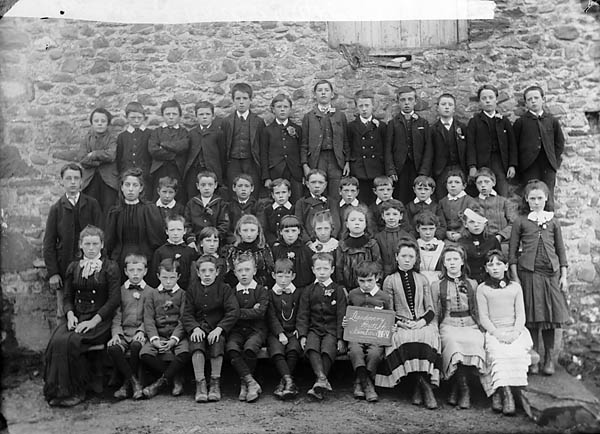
[347,117,387,180]
[513,111,565,171]
[260,120,303,181]
[466,112,517,171]
[181,279,239,335]
[148,126,190,177]
[300,108,349,170]
[384,114,433,177]
[297,281,347,339]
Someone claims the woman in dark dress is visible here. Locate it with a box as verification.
[44,225,121,407]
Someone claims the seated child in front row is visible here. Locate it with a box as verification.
[308,210,339,255]
[477,250,533,416]
[229,174,258,235]
[261,178,295,247]
[415,211,445,285]
[184,171,230,249]
[271,215,315,288]
[374,199,413,277]
[107,253,149,400]
[267,259,303,399]
[154,176,185,226]
[182,255,240,403]
[405,175,446,240]
[458,206,501,283]
[150,214,198,290]
[438,169,476,242]
[223,214,274,288]
[295,169,341,240]
[140,258,190,399]
[226,254,269,403]
[344,261,392,403]
[369,175,395,232]
[336,205,381,291]
[297,252,347,400]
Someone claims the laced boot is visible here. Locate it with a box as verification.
[194,379,208,403]
[447,379,458,406]
[131,375,144,400]
[362,376,378,402]
[419,375,438,410]
[238,379,248,401]
[171,375,184,396]
[502,386,515,416]
[142,375,167,399]
[353,377,365,399]
[491,389,503,413]
[411,381,423,406]
[273,378,285,399]
[282,375,297,399]
[244,374,262,402]
[208,377,221,402]
[113,379,130,400]
[542,349,555,376]
[457,370,471,409]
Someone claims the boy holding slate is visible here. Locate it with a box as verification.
[343,261,392,402]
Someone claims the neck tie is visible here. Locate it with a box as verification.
[129,284,141,291]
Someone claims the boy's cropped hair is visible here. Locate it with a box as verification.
[355,261,382,279]
[446,168,467,185]
[89,108,113,125]
[523,85,544,99]
[160,99,182,116]
[274,258,294,274]
[395,86,417,97]
[475,167,496,183]
[414,210,440,228]
[353,89,374,102]
[157,176,179,192]
[197,170,218,183]
[233,173,254,187]
[194,100,215,114]
[339,176,359,189]
[233,252,257,268]
[165,214,186,226]
[60,162,83,178]
[80,225,105,243]
[436,93,456,104]
[231,82,253,99]
[413,175,436,190]
[125,102,145,116]
[279,214,302,230]
[311,251,334,267]
[124,252,148,267]
[270,178,291,192]
[196,254,219,268]
[313,79,334,93]
[158,257,180,274]
[198,226,219,241]
[477,84,499,98]
[306,168,327,181]
[373,175,393,188]
[270,94,292,108]
[380,198,405,214]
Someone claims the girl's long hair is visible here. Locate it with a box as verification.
[233,214,266,248]
[520,179,551,214]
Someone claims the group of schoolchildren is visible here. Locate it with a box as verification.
[42,80,569,418]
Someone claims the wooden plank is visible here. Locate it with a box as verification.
[457,19,469,42]
[419,19,439,46]
[400,20,421,48]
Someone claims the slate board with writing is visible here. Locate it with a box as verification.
[343,306,395,346]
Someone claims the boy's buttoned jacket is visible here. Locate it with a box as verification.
[111,283,148,339]
[297,281,347,339]
[466,112,517,171]
[181,280,240,335]
[431,119,468,178]
[300,108,349,170]
[347,117,387,180]
[260,120,303,181]
[221,112,265,166]
[148,126,190,176]
[184,123,227,185]
[184,196,230,243]
[144,287,186,341]
[385,114,433,177]
[79,129,119,190]
[513,111,565,172]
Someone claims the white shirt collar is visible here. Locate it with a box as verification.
[238,199,248,206]
[402,111,415,118]
[375,198,383,205]
[200,123,212,130]
[478,190,497,200]
[314,278,334,287]
[124,198,140,205]
[311,194,327,202]
[125,280,147,289]
[359,115,372,124]
[414,197,432,205]
[317,104,332,113]
[65,192,80,205]
[126,125,146,133]
[156,198,176,208]
[272,201,292,210]
[275,119,289,126]
[528,210,554,224]
[160,123,180,129]
[272,282,296,294]
[529,110,544,117]
[483,111,497,118]
[361,284,380,296]
[236,280,258,292]
[237,110,249,120]
[157,284,180,294]
[447,191,466,201]
[201,196,213,206]
[340,198,359,207]
[418,237,440,246]
[441,118,453,129]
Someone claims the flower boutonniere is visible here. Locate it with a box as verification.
[286,126,297,138]
[205,207,214,216]
[372,119,380,127]
[164,300,174,310]
[324,288,334,297]
[329,107,336,113]
[175,253,181,260]
[499,280,507,288]
[287,251,296,260]
[495,113,503,119]
[473,240,480,247]
[456,127,464,139]
[411,113,419,120]
[331,299,337,305]
[133,291,141,300]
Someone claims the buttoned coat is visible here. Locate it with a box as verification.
[384,114,433,177]
[431,119,468,178]
[466,112,517,170]
[347,117,387,180]
[260,120,303,181]
[221,112,265,166]
[79,129,119,190]
[513,111,565,172]
[300,108,349,170]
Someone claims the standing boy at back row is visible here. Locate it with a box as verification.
[222,83,264,199]
[301,80,350,202]
[385,86,433,204]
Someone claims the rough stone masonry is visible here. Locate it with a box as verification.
[0,0,599,381]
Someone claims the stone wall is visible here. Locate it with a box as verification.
[1,0,599,375]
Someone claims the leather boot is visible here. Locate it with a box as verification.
[57,392,85,407]
[244,374,262,402]
[195,379,208,403]
[131,375,144,400]
[273,378,285,399]
[447,378,458,405]
[457,371,471,409]
[362,376,378,403]
[411,381,423,406]
[353,377,365,399]
[238,379,248,401]
[143,375,167,399]
[491,389,503,412]
[307,385,323,400]
[314,374,332,393]
[171,375,184,396]
[419,376,438,410]
[542,350,555,376]
[502,386,515,416]
[282,375,297,399]
[113,379,130,400]
[208,377,221,402]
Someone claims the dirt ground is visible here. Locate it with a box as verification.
[2,361,564,434]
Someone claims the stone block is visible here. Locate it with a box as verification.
[0,232,39,273]
[167,49,184,63]
[106,48,121,63]
[29,154,48,166]
[1,80,33,102]
[208,72,228,82]
[89,60,110,74]
[33,36,57,51]
[554,26,580,41]
[222,59,237,74]
[92,36,109,49]
[0,146,38,179]
[0,29,29,50]
[250,49,269,58]
[576,262,597,283]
